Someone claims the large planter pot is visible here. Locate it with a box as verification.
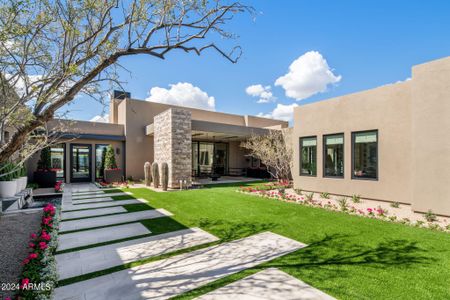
[19,176,28,191]
[104,169,123,183]
[0,180,17,198]
[33,170,57,188]
[15,179,22,194]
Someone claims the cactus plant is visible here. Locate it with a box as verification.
[161,162,169,191]
[151,162,159,188]
[144,162,151,186]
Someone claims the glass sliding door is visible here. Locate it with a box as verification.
[214,143,228,175]
[199,142,214,175]
[70,144,92,182]
[192,141,229,176]
[50,144,65,181]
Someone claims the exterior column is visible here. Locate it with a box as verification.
[154,108,192,188]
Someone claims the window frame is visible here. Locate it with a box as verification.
[323,133,345,179]
[299,136,317,177]
[351,129,379,181]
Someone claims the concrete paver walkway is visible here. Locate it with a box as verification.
[62,199,143,211]
[70,197,114,204]
[59,209,173,233]
[72,192,128,200]
[56,228,219,280]
[54,232,305,300]
[57,223,151,251]
[61,206,127,220]
[196,268,335,300]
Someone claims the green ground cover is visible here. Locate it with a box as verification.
[119,182,450,300]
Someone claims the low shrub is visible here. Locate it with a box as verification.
[305,192,314,202]
[351,194,361,203]
[338,197,348,212]
[18,204,60,299]
[390,201,400,208]
[424,210,437,222]
[294,188,303,195]
[320,192,330,199]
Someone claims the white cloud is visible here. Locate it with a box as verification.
[90,114,109,123]
[245,84,276,103]
[258,103,298,122]
[275,51,341,101]
[5,73,43,98]
[146,82,215,111]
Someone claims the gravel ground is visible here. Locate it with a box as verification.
[0,209,43,299]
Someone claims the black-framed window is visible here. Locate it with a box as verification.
[323,133,344,178]
[95,144,109,180]
[300,136,317,176]
[352,130,378,180]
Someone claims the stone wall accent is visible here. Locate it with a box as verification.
[154,108,192,188]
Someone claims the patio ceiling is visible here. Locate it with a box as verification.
[146,120,271,141]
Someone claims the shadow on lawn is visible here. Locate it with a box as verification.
[177,233,434,299]
[203,180,268,189]
[199,218,278,242]
[267,233,434,279]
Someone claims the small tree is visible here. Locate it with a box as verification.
[104,145,117,170]
[99,147,107,178]
[37,147,52,171]
[241,129,293,181]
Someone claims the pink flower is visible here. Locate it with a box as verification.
[367,208,373,212]
[20,278,30,289]
[30,233,37,239]
[28,242,35,248]
[39,241,48,250]
[28,253,38,259]
[22,258,30,265]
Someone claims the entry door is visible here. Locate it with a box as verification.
[70,144,92,182]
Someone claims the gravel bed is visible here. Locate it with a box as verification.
[0,210,43,299]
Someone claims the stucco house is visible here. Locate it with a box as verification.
[26,92,288,188]
[292,56,450,216]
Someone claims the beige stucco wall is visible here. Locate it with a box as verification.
[293,82,413,205]
[410,58,450,215]
[293,56,450,216]
[119,99,287,180]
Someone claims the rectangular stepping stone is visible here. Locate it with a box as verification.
[196,268,335,300]
[61,207,127,220]
[72,192,127,200]
[57,223,151,251]
[57,228,219,280]
[71,197,114,204]
[72,190,106,195]
[62,199,144,211]
[54,232,305,300]
[59,209,173,233]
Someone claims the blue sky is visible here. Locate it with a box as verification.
[67,0,450,123]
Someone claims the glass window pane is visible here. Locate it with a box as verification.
[95,144,109,179]
[324,134,344,177]
[50,144,65,179]
[72,146,90,179]
[353,131,378,179]
[300,137,317,176]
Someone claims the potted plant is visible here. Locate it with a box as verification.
[33,147,57,188]
[0,162,18,198]
[103,145,122,183]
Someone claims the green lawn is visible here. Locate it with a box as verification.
[121,182,450,300]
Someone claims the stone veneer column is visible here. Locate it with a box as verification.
[153,108,192,188]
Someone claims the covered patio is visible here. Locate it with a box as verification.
[146,108,273,187]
